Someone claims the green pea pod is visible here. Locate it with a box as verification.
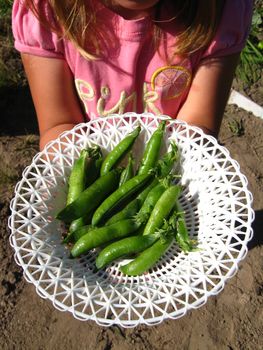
[105,198,141,226]
[119,153,134,187]
[120,236,173,276]
[100,126,141,176]
[56,168,121,223]
[70,218,141,258]
[63,224,93,244]
[96,233,159,269]
[85,146,103,188]
[176,217,193,252]
[67,146,101,205]
[105,144,178,226]
[105,178,158,226]
[136,179,171,224]
[143,184,181,235]
[68,213,92,233]
[173,202,197,252]
[91,172,153,226]
[135,177,159,202]
[137,121,166,175]
[154,205,197,253]
[62,210,94,244]
[155,141,179,178]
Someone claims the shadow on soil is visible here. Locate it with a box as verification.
[248,210,263,250]
[0,85,38,136]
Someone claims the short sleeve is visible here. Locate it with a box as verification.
[12,0,64,58]
[203,0,253,59]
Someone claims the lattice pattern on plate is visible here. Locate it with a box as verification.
[9,113,254,327]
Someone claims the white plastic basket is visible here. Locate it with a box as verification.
[8,113,254,327]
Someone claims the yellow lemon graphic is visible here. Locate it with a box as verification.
[151,65,191,100]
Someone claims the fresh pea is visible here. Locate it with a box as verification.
[105,198,141,226]
[62,209,94,244]
[135,179,171,224]
[100,126,141,176]
[104,142,179,226]
[67,146,102,205]
[155,141,179,178]
[104,178,158,226]
[96,233,159,269]
[120,236,173,276]
[173,202,196,252]
[68,213,92,234]
[63,224,93,244]
[119,153,134,187]
[176,217,193,252]
[91,172,153,226]
[103,143,178,227]
[56,168,121,223]
[143,184,181,235]
[157,203,197,252]
[84,146,103,187]
[70,218,141,258]
[137,121,166,175]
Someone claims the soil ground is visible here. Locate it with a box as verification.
[0,85,263,350]
[0,0,263,346]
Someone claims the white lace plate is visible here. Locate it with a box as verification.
[9,113,254,327]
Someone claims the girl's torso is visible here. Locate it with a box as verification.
[12,0,253,121]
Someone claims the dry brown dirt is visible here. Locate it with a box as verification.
[0,86,263,349]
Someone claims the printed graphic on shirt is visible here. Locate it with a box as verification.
[151,65,191,100]
[75,65,191,118]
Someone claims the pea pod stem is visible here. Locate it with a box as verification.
[155,141,179,178]
[100,126,141,176]
[174,202,197,252]
[138,121,166,175]
[160,204,198,252]
[176,218,193,252]
[56,168,121,223]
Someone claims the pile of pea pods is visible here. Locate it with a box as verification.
[56,121,196,276]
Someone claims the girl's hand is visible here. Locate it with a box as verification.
[177,53,240,138]
[21,54,84,150]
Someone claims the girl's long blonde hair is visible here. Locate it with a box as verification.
[23,0,224,60]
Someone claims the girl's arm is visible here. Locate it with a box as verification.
[21,54,84,150]
[177,53,240,137]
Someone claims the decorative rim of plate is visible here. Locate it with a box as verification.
[8,113,254,327]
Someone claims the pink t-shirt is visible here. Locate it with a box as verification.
[12,0,253,120]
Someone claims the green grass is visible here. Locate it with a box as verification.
[228,119,245,137]
[236,6,263,86]
[0,0,13,17]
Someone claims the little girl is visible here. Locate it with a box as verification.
[12,0,253,150]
